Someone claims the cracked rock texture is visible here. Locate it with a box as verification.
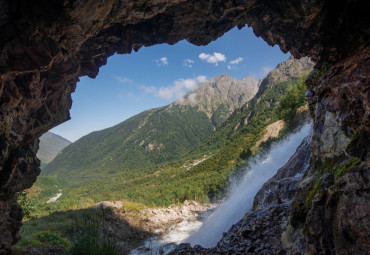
[0,0,369,253]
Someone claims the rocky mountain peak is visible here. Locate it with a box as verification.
[177,74,259,126]
[258,57,314,94]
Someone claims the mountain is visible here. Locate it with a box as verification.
[178,74,259,127]
[178,57,314,200]
[37,57,313,208]
[256,56,314,97]
[192,56,314,156]
[36,132,71,167]
[42,75,259,177]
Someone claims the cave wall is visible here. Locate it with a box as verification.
[0,0,369,253]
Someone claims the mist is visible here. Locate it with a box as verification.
[186,123,312,247]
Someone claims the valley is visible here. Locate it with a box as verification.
[16,57,314,254]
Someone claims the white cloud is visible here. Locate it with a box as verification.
[141,76,207,101]
[198,52,226,66]
[187,93,197,104]
[157,76,206,101]
[195,75,207,83]
[155,57,168,66]
[160,57,168,65]
[227,57,243,70]
[115,76,133,85]
[183,59,194,68]
[251,66,273,80]
[229,57,243,65]
[142,76,206,102]
[140,85,157,94]
[261,66,273,76]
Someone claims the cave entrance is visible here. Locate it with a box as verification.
[23,26,292,254]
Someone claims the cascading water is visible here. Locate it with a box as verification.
[130,123,311,254]
[185,123,312,248]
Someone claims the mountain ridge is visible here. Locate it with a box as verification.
[36,132,71,167]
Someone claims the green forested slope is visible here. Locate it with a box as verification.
[43,73,262,178]
[34,74,311,209]
[34,57,313,210]
[42,105,214,177]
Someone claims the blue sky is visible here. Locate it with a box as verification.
[51,26,289,142]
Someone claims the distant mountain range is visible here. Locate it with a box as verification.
[37,132,71,167]
[39,56,314,206]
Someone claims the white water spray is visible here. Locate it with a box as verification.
[186,123,312,248]
[130,123,311,254]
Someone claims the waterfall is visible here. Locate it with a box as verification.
[186,123,312,248]
[130,123,312,254]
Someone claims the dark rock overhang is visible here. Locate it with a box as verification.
[0,0,369,253]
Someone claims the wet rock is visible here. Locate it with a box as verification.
[253,135,311,210]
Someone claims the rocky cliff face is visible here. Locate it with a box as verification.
[0,0,369,253]
[289,47,370,255]
[257,56,314,97]
[179,74,259,127]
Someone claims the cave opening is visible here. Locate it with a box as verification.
[1,0,368,254]
[24,25,299,254]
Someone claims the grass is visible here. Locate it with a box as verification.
[122,200,147,212]
[16,230,70,249]
[17,208,120,255]
[67,211,119,255]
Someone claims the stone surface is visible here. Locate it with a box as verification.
[295,48,370,253]
[0,199,22,253]
[94,200,213,252]
[306,49,370,162]
[0,0,369,253]
[253,135,311,210]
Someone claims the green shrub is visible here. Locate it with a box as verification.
[67,212,119,255]
[16,230,69,248]
[122,200,147,212]
[17,191,35,220]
